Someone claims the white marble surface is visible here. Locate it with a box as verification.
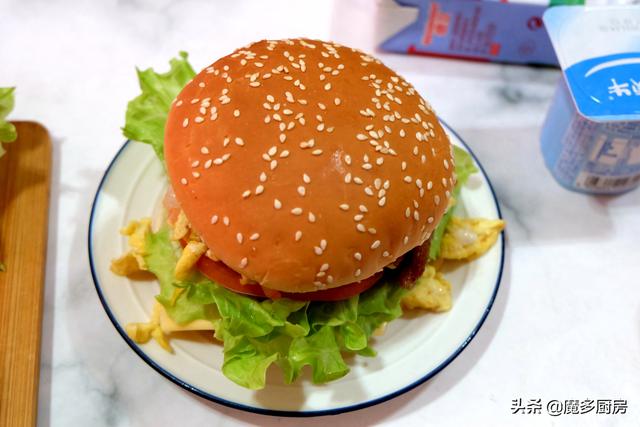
[2,0,639,425]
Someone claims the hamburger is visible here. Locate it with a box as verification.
[110,39,501,390]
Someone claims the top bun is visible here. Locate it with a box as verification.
[164,39,455,293]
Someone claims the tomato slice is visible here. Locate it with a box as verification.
[196,254,381,301]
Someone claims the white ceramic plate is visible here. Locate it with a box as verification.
[89,122,504,416]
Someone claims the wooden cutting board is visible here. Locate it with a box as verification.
[0,122,51,427]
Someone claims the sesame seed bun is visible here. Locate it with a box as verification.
[164,39,455,293]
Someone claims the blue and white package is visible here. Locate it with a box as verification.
[380,0,562,66]
[541,6,640,194]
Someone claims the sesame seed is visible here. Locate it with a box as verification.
[239,257,248,268]
[356,223,366,232]
[320,263,330,272]
[403,235,409,245]
[213,158,223,165]
[314,246,323,256]
[356,134,368,141]
[371,240,381,249]
[354,252,362,261]
[255,185,264,195]
[368,227,377,234]
[180,178,187,185]
[320,239,327,250]
[250,233,260,241]
[362,163,372,170]
[268,146,277,156]
[211,215,219,224]
[235,137,245,146]
[312,149,323,156]
[364,187,374,196]
[303,173,311,183]
[434,195,440,205]
[223,216,230,226]
[428,217,434,224]
[274,199,282,209]
[354,177,364,185]
[279,134,287,143]
[416,179,423,189]
[413,210,420,221]
[376,157,384,165]
[405,207,411,218]
[291,207,303,216]
[308,212,316,223]
[324,83,331,90]
[236,233,244,244]
[223,137,230,147]
[378,197,386,207]
[249,82,260,87]
[374,178,381,189]
[270,160,278,170]
[295,230,303,241]
[345,155,352,165]
[427,181,433,190]
[344,173,352,184]
[297,186,306,196]
[354,214,364,221]
[242,190,251,198]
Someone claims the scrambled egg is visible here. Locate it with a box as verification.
[125,303,173,352]
[110,218,152,276]
[175,241,207,280]
[441,217,505,260]
[125,303,216,352]
[171,210,190,241]
[401,266,452,312]
[111,213,208,281]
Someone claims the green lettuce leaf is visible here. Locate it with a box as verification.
[122,52,195,161]
[429,146,478,260]
[0,87,17,157]
[141,227,406,390]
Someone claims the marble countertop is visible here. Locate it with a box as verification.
[2,0,639,425]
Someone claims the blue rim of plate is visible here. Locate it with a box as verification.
[88,120,505,417]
